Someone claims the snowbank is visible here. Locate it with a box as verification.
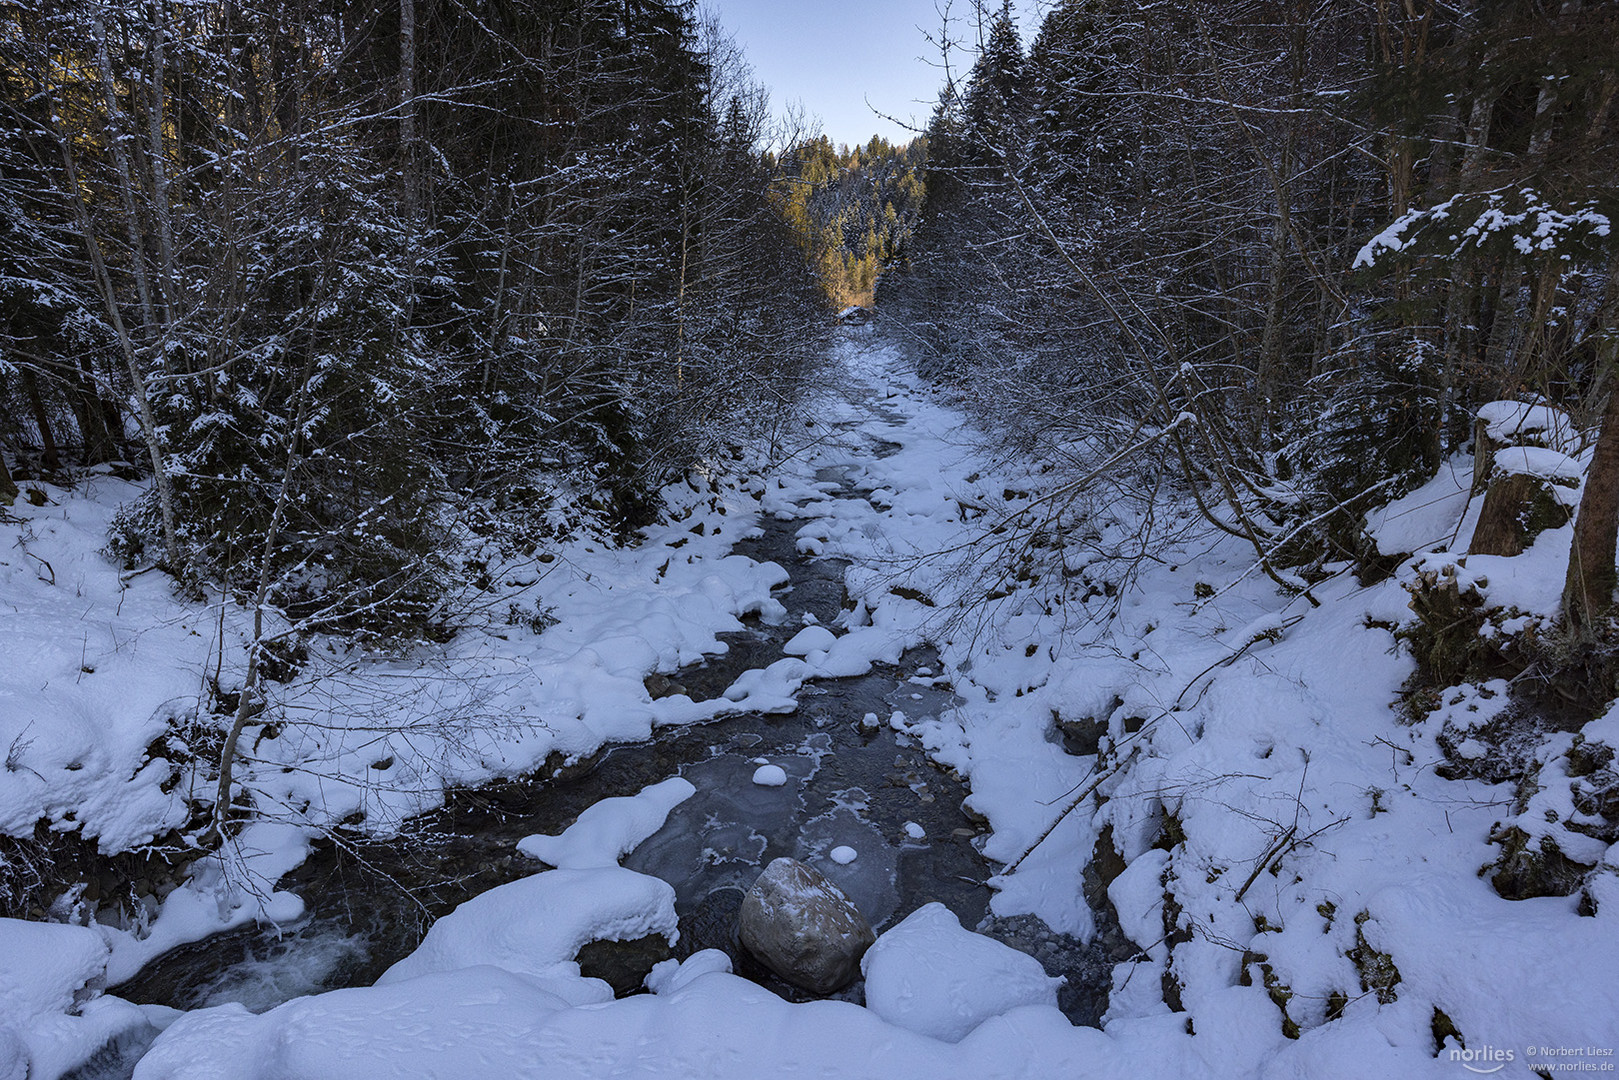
[517,777,695,868]
[861,902,1063,1041]
[0,478,204,852]
[0,918,153,1079]
[375,867,678,989]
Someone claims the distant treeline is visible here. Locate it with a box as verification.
[771,135,927,310]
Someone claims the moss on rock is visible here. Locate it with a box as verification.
[1488,825,1595,900]
[1347,911,1401,1005]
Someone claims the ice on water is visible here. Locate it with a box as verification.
[623,748,900,926]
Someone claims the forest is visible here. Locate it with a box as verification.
[0,0,1617,1077]
[890,0,1616,613]
[771,133,926,309]
[5,4,1615,626]
[0,0,832,621]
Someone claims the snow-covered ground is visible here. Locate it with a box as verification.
[3,336,1617,1078]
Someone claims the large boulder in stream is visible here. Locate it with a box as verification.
[738,858,874,994]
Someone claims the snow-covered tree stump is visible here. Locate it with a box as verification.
[1468,447,1578,557]
[1470,400,1573,497]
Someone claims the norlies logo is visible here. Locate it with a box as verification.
[1450,1045,1514,1074]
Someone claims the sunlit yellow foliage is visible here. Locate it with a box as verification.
[768,133,925,310]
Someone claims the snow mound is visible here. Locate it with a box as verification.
[0,918,154,1080]
[132,966,581,1080]
[0,1028,21,1080]
[517,777,694,868]
[645,949,732,994]
[376,867,677,988]
[0,481,199,852]
[782,625,837,656]
[751,764,788,786]
[1363,455,1472,556]
[1477,399,1573,449]
[0,919,110,1021]
[860,902,1063,1042]
[1492,445,1580,483]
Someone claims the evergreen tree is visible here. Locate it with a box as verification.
[958,10,1025,170]
[0,0,835,624]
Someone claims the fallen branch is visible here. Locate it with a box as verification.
[1002,617,1305,876]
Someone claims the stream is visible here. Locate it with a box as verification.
[97,420,1126,1076]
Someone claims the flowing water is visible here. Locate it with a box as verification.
[98,432,1126,1077]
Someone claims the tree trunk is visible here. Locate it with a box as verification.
[50,115,181,567]
[1439,79,1499,443]
[20,368,60,473]
[91,16,160,341]
[70,357,119,466]
[0,446,16,506]
[1482,262,1524,384]
[143,5,181,332]
[399,0,419,224]
[1563,388,1619,638]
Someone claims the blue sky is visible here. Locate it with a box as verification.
[702,1,1040,149]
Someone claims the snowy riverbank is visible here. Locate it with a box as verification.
[4,335,1617,1078]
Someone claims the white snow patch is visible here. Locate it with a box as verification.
[861,903,1063,1042]
[645,950,732,995]
[1492,444,1580,483]
[1363,454,1473,556]
[750,764,788,787]
[377,867,677,990]
[782,625,837,656]
[517,777,694,868]
[0,918,152,1080]
[1477,399,1574,449]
